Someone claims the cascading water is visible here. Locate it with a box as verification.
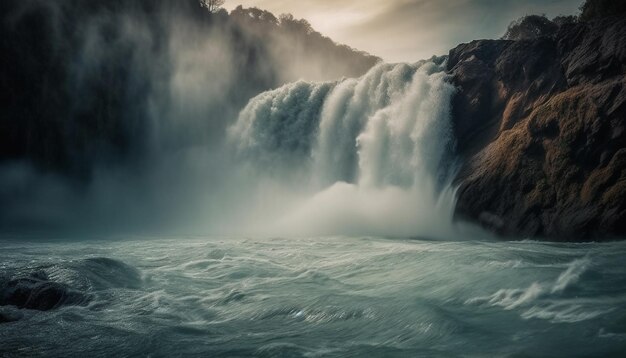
[229,60,458,237]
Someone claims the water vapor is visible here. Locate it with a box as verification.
[229,61,459,238]
[1,1,459,238]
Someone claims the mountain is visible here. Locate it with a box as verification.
[449,13,626,240]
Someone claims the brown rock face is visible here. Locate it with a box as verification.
[448,17,626,241]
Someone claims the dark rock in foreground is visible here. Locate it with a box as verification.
[0,272,90,312]
[0,257,142,315]
[448,17,626,240]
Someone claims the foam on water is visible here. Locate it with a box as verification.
[552,258,590,293]
[464,257,619,325]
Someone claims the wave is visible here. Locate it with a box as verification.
[466,282,544,310]
[551,258,590,294]
[522,304,613,323]
[465,258,609,323]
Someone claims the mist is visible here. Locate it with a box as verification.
[1,0,461,239]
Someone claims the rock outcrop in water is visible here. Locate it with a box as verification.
[448,15,626,240]
[0,257,141,316]
[0,272,89,312]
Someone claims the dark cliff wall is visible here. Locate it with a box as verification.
[448,17,626,240]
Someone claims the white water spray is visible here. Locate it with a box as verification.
[229,60,458,237]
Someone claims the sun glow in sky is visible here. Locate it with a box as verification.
[225,0,582,62]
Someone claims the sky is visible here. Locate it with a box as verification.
[225,0,583,62]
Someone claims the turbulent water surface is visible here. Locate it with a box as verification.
[1,236,625,357]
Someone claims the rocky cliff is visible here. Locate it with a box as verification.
[448,16,626,240]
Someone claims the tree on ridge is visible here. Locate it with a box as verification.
[202,0,225,13]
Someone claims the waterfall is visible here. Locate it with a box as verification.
[229,60,458,237]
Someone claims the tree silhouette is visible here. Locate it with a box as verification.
[202,0,225,13]
[502,15,558,41]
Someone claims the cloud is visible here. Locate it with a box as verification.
[225,0,583,62]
